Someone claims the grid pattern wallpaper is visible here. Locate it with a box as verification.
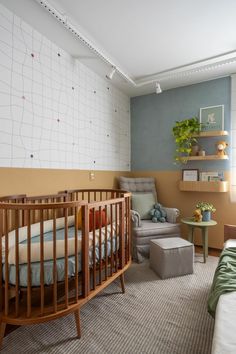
[0,4,130,171]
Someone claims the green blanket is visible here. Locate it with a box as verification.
[208,247,236,317]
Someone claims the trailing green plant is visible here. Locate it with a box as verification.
[172,117,201,163]
[196,202,216,212]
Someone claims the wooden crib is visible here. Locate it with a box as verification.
[0,189,131,348]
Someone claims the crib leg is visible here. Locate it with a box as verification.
[74,309,81,339]
[0,322,6,349]
[120,273,125,294]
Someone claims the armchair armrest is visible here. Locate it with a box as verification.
[163,207,180,223]
[131,210,141,228]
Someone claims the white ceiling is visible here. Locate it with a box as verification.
[2,0,236,96]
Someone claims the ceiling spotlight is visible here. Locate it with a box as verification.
[106,67,116,80]
[155,82,162,94]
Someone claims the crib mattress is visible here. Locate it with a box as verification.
[2,226,118,287]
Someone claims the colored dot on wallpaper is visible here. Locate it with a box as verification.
[31,53,34,58]
[72,87,74,90]
[57,53,61,57]
[115,109,117,112]
[107,87,110,90]
[107,134,110,137]
[30,154,34,158]
[57,119,60,122]
[94,161,96,164]
[22,95,26,100]
[93,91,96,94]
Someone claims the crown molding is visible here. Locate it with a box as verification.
[35,0,236,89]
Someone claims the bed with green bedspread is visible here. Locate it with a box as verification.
[208,247,236,317]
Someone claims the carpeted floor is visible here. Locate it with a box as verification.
[2,255,218,354]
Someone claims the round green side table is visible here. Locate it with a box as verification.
[181,217,217,263]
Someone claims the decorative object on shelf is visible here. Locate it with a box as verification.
[196,201,216,221]
[200,105,224,131]
[200,171,224,181]
[172,117,201,163]
[182,169,199,181]
[193,209,203,222]
[190,143,199,156]
[216,140,228,156]
[198,149,206,156]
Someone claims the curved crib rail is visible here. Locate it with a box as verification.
[0,189,131,345]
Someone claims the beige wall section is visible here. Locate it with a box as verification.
[1,167,233,250]
[131,170,233,250]
[0,168,130,196]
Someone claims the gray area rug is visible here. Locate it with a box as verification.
[2,255,218,354]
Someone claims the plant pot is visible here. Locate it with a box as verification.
[190,145,199,156]
[202,210,211,221]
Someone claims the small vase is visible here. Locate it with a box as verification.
[202,210,211,221]
[198,150,206,156]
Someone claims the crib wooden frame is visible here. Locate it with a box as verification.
[0,189,131,348]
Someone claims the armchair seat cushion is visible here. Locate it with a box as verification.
[133,220,180,238]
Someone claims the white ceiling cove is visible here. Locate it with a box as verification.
[2,0,236,96]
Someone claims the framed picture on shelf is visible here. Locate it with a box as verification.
[182,169,199,181]
[200,171,224,182]
[200,105,224,131]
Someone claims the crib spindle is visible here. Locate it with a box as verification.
[64,209,69,308]
[0,210,3,313]
[74,207,79,302]
[15,210,19,317]
[40,210,44,315]
[4,211,9,316]
[119,201,125,269]
[92,208,96,290]
[110,204,113,276]
[98,206,102,285]
[128,197,131,262]
[125,197,128,264]
[27,209,32,318]
[53,209,57,313]
[115,204,118,272]
[82,205,89,298]
[104,205,108,281]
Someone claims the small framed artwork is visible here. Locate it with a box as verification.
[182,169,199,181]
[200,105,224,131]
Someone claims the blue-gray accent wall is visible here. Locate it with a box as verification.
[131,77,231,171]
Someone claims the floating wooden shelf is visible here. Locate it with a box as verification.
[193,130,229,138]
[180,154,229,161]
[179,180,229,193]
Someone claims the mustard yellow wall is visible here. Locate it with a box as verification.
[131,170,233,250]
[0,168,130,196]
[0,167,233,250]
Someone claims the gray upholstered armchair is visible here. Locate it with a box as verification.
[119,177,180,262]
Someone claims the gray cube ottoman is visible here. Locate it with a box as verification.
[150,237,194,279]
